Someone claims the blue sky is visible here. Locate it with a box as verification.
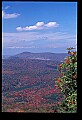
[2,2,77,55]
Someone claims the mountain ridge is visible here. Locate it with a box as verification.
[7,52,69,62]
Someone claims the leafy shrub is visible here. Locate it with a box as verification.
[54,47,77,113]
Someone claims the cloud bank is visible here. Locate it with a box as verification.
[16,22,59,31]
[2,6,20,19]
[2,10,20,19]
[2,31,76,50]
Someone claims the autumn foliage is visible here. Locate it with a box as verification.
[54,47,77,113]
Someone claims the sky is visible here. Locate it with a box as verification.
[2,2,77,55]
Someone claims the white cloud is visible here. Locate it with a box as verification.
[45,22,59,27]
[2,31,76,50]
[36,22,44,27]
[2,31,76,52]
[2,32,40,43]
[29,26,38,30]
[44,42,74,48]
[45,32,76,41]
[16,27,23,31]
[2,10,20,19]
[8,46,37,49]
[23,26,38,30]
[5,6,10,10]
[16,21,59,31]
[3,32,76,43]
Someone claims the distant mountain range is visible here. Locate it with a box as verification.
[3,52,69,62]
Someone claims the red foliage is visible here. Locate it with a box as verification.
[57,79,61,83]
[65,59,70,64]
[59,64,62,67]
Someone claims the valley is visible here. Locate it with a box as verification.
[2,52,67,112]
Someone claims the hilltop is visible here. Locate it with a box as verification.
[6,52,69,62]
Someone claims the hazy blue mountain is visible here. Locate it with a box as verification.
[8,52,68,62]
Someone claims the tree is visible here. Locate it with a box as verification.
[54,48,77,113]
